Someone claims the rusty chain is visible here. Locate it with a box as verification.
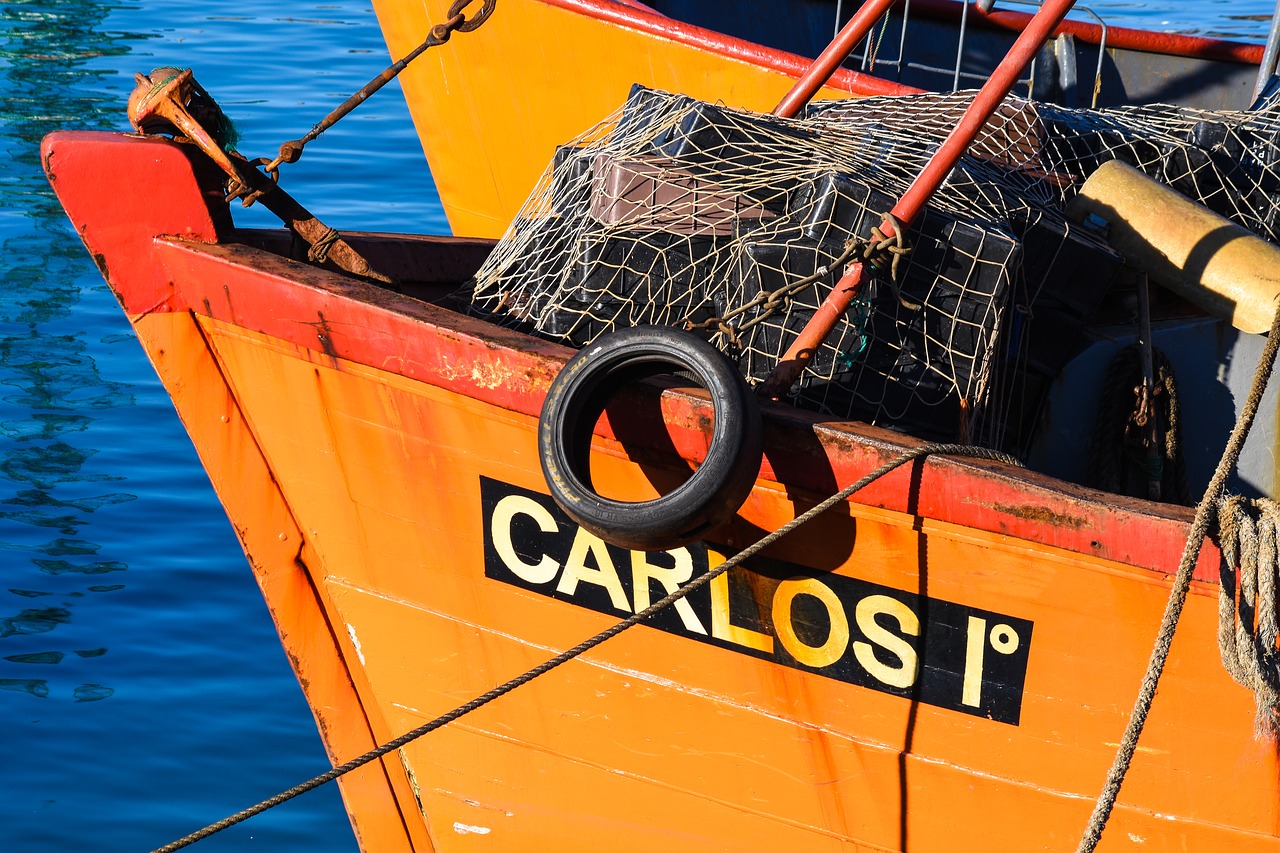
[229,0,496,204]
[683,240,860,348]
[683,212,913,347]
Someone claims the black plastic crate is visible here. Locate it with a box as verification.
[792,172,898,246]
[610,87,808,213]
[538,297,613,346]
[550,145,593,216]
[730,197,1016,432]
[650,98,815,167]
[1015,206,1121,314]
[569,229,721,328]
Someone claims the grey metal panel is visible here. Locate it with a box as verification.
[1027,317,1278,501]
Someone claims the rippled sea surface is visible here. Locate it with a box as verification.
[2,2,439,851]
[0,2,1275,851]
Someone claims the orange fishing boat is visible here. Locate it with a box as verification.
[42,1,1280,852]
[371,0,1268,238]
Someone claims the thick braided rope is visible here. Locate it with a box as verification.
[150,441,1018,853]
[1075,307,1280,853]
[305,227,341,264]
[1216,495,1280,736]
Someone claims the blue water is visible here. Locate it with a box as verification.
[1,2,440,851]
[0,2,1275,852]
[1067,0,1277,39]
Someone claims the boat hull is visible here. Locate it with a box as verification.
[370,0,1265,239]
[369,0,913,238]
[44,130,1280,851]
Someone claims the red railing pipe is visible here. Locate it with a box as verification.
[772,0,901,118]
[761,0,1079,398]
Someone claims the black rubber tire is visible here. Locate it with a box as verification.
[539,326,763,551]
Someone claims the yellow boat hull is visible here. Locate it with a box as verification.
[370,0,903,238]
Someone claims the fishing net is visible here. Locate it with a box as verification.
[468,84,1280,451]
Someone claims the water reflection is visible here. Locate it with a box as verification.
[71,682,113,702]
[4,486,136,531]
[0,606,71,637]
[0,1,140,700]
[0,677,50,698]
[6,651,67,664]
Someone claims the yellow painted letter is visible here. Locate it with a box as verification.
[962,616,987,707]
[631,549,707,635]
[772,577,850,668]
[852,595,920,689]
[557,529,632,612]
[491,494,560,584]
[709,552,773,653]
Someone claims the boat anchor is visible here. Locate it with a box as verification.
[126,67,397,286]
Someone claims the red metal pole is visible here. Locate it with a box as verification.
[772,0,900,118]
[760,0,1078,399]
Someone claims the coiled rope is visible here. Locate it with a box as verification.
[1075,307,1280,853]
[150,441,1019,853]
[1217,495,1280,737]
[1087,343,1189,505]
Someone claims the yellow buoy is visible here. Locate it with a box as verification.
[1067,159,1280,334]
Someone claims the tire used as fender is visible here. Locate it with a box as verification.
[538,326,763,552]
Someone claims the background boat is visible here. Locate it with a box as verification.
[8,1,1280,851]
[372,0,1270,237]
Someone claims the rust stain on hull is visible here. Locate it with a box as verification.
[314,310,340,368]
[970,499,1089,530]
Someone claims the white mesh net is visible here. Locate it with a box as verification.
[469,85,1280,450]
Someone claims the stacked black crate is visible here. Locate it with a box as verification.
[474,143,593,333]
[733,171,1018,440]
[1164,118,1280,243]
[543,228,724,345]
[540,86,801,347]
[1001,205,1122,450]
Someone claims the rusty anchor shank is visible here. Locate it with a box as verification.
[128,68,396,287]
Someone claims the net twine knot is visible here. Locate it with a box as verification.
[859,212,912,283]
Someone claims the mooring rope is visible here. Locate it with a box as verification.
[150,440,1019,853]
[1216,495,1280,737]
[1075,307,1280,853]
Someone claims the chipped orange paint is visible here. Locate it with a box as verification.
[44,127,1280,851]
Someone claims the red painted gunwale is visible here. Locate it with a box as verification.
[549,0,1264,69]
[44,128,1218,588]
[152,234,1218,583]
[536,0,920,98]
